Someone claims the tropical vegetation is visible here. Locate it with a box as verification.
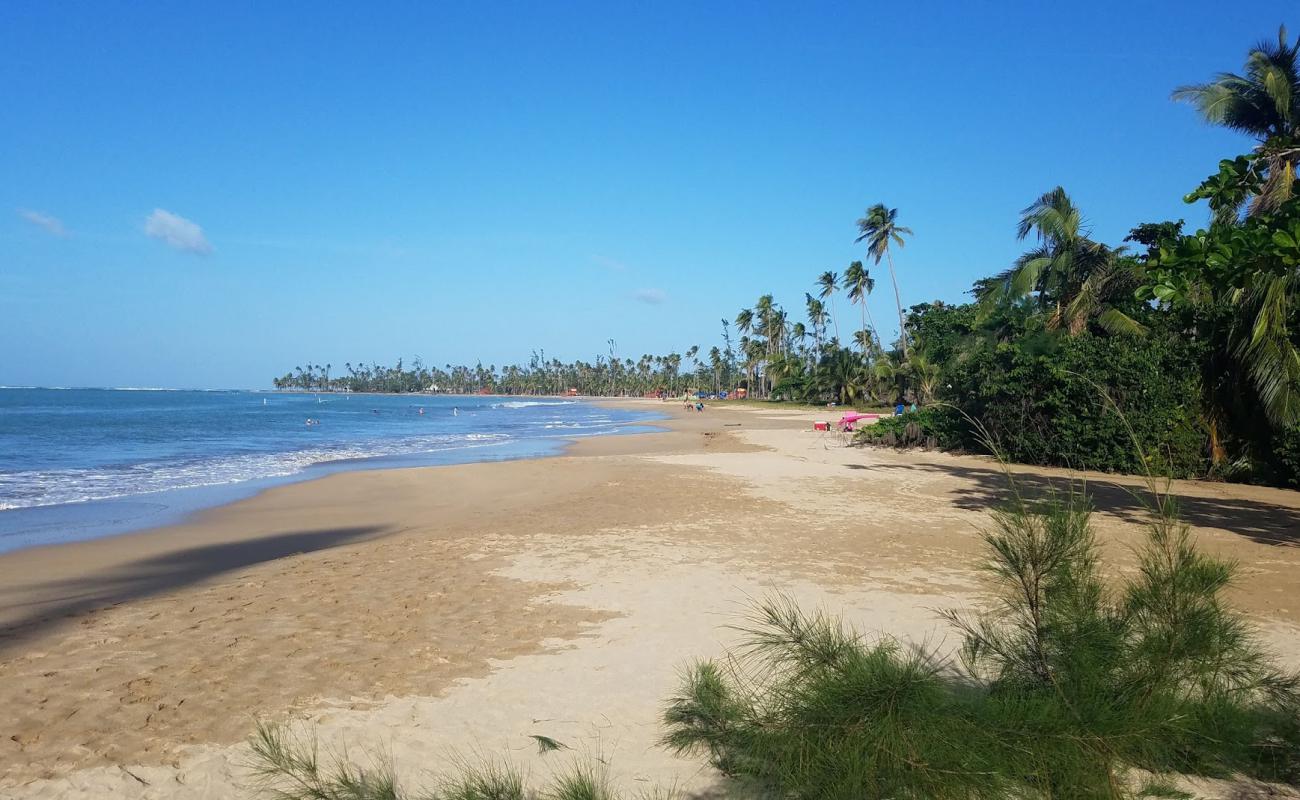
[274,27,1300,488]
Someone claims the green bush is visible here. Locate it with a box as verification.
[854,407,964,450]
[1270,426,1300,488]
[861,333,1212,478]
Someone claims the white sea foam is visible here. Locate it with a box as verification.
[492,400,578,409]
[0,433,512,510]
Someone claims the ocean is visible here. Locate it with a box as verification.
[0,388,661,553]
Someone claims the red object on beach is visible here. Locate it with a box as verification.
[813,422,830,431]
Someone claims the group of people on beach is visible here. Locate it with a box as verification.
[683,400,704,412]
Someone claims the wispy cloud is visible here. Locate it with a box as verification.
[634,287,668,305]
[18,209,68,237]
[144,209,213,255]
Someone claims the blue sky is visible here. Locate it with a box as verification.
[2,2,1295,388]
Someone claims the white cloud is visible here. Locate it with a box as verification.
[634,287,667,305]
[144,209,213,255]
[18,209,68,237]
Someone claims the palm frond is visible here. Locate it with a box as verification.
[1237,274,1300,426]
[1096,307,1149,337]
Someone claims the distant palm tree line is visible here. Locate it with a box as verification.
[271,209,919,403]
[276,26,1300,444]
[273,346,716,397]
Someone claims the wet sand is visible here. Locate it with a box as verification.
[2,400,1298,798]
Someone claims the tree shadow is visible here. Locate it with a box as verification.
[854,459,1300,547]
[0,525,389,652]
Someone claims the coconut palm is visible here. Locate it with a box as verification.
[804,293,827,353]
[707,346,723,394]
[734,308,754,339]
[979,187,1145,336]
[1171,28,1300,432]
[755,294,776,359]
[907,353,942,405]
[1173,25,1300,214]
[841,260,880,355]
[856,204,913,357]
[814,348,866,406]
[817,270,842,344]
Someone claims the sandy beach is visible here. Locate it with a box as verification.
[2,400,1299,799]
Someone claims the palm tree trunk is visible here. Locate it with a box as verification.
[863,305,881,356]
[860,303,868,356]
[885,250,909,358]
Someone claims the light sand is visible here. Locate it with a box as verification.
[2,400,1299,798]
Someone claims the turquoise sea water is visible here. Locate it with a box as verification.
[0,388,661,553]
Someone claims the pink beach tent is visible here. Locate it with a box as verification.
[837,412,879,431]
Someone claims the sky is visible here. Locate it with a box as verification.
[2,1,1296,389]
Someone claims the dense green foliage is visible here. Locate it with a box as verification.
[1272,425,1300,487]
[860,328,1209,477]
[663,484,1300,799]
[851,30,1300,485]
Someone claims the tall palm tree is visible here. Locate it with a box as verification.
[842,260,879,355]
[805,293,827,353]
[817,271,842,344]
[770,307,789,358]
[979,187,1144,336]
[755,294,776,359]
[708,346,723,394]
[1173,25,1300,214]
[856,204,913,357]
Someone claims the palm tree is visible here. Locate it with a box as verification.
[1170,26,1300,439]
[842,261,879,355]
[817,271,842,344]
[735,308,754,338]
[815,348,866,406]
[979,187,1144,336]
[1173,25,1300,214]
[756,294,777,361]
[856,204,913,357]
[805,293,827,353]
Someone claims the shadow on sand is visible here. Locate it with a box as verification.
[847,458,1300,547]
[0,525,389,652]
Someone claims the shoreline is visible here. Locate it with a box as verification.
[0,397,668,556]
[3,400,1299,798]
